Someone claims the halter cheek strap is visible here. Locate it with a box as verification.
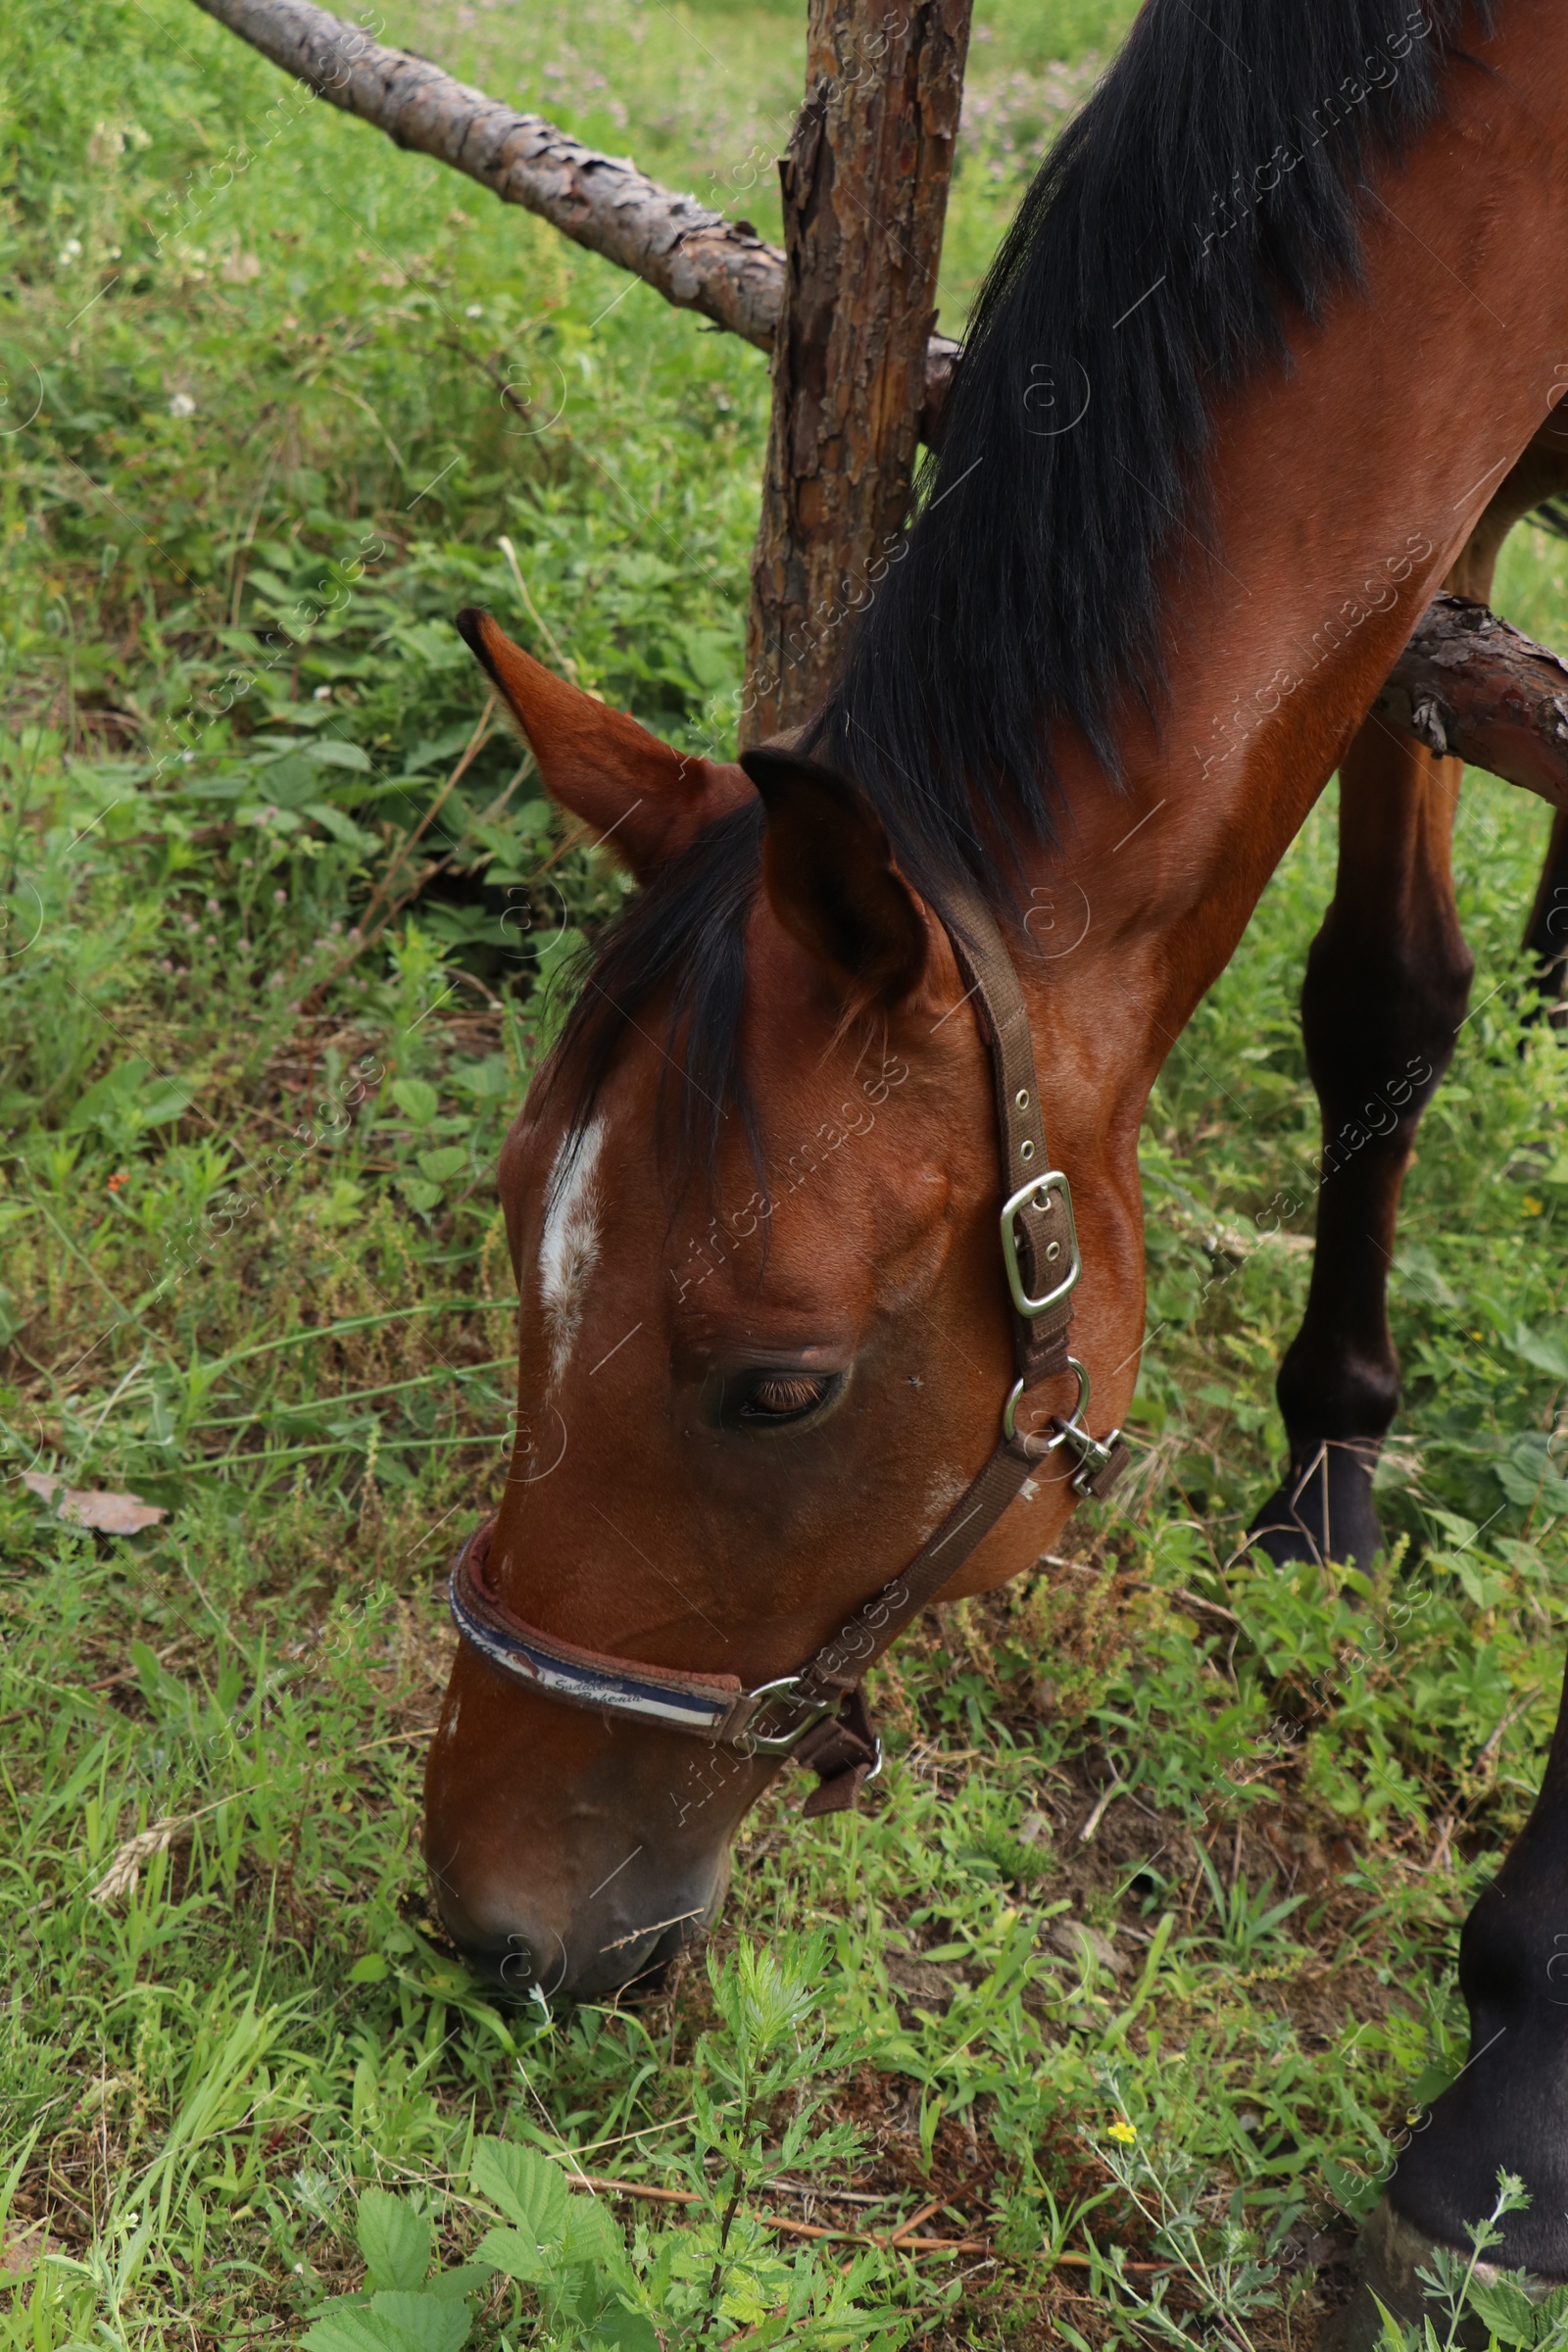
[447,878,1130,1816]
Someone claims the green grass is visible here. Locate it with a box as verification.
[2,0,1568,2345]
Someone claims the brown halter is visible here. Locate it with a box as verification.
[449,879,1131,1815]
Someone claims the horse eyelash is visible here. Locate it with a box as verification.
[749,1375,828,1416]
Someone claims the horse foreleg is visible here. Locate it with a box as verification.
[1248,721,1472,1568]
[1254,421,1568,1570]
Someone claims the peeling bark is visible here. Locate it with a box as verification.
[1379,593,1568,809]
[742,0,974,743]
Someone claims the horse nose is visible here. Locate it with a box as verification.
[432,1888,566,1998]
[434,1863,727,2003]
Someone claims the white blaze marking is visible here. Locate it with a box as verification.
[539,1116,608,1389]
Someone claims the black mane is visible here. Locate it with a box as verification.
[553,0,1485,1167]
[808,0,1483,883]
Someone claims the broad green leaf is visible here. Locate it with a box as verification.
[307,800,376,850]
[357,2189,430,2292]
[305,738,373,770]
[425,2264,495,2304]
[397,1177,443,1212]
[368,2291,473,2352]
[1510,1322,1568,1380]
[253,753,319,808]
[1496,1435,1568,1515]
[589,2305,661,2352]
[1322,2156,1382,2223]
[391,1079,439,1126]
[470,2135,568,2245]
[531,926,585,970]
[301,2311,403,2352]
[1466,2276,1541,2346]
[471,2223,547,2283]
[347,1953,388,1984]
[447,1055,512,1100]
[416,1146,467,1183]
[302,2300,469,2352]
[562,2195,629,2281]
[137,1077,193,1125]
[66,1057,147,1130]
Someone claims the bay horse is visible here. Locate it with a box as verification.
[424,0,1568,2313]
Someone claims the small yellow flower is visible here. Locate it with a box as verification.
[1523,1197,1544,1217]
[1107,2120,1139,2145]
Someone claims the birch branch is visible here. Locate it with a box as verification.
[187,0,960,430]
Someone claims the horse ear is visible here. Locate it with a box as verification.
[456,609,746,883]
[741,747,928,1007]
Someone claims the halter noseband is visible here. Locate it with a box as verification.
[448,878,1130,1816]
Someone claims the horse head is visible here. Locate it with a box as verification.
[422,611,1143,1999]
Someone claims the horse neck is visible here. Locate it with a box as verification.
[1024,0,1568,1152]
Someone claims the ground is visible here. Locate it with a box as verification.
[2,0,1568,2345]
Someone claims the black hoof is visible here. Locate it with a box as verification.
[1314,2196,1553,2352]
[1248,1436,1384,1569]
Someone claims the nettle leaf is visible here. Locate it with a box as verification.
[358,2188,431,2291]
[470,2135,568,2247]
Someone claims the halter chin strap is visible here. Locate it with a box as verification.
[448,878,1130,1816]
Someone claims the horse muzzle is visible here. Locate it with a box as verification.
[432,1850,730,2003]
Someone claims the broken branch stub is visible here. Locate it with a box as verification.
[1378,592,1568,808]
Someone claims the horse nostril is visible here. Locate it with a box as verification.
[498,1939,536,1988]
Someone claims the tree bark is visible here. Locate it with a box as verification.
[1378,593,1568,810]
[186,0,961,413]
[741,0,974,744]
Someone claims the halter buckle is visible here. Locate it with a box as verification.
[1000,1170,1081,1319]
[727,1675,840,1757]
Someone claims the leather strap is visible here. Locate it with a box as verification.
[942,877,1078,1396]
[446,881,1131,1813]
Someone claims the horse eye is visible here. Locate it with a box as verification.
[729,1370,837,1428]
[747,1375,826,1418]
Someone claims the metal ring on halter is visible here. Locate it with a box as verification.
[728,1675,840,1757]
[1003,1355,1091,1446]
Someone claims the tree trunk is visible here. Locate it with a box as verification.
[742,0,974,745]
